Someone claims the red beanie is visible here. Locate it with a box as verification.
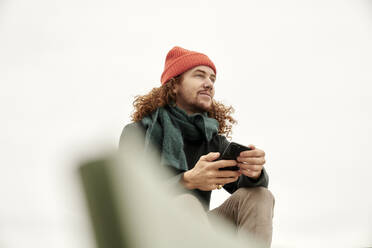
[160,46,217,85]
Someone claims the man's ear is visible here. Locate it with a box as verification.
[172,83,178,95]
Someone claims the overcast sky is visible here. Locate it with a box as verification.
[1,0,371,247]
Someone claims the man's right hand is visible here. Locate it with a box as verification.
[181,152,242,191]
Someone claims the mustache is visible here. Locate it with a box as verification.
[198,90,212,97]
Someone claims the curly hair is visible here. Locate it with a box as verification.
[131,75,237,138]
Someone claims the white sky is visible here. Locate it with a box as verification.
[1,0,371,247]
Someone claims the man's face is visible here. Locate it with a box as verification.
[173,65,216,115]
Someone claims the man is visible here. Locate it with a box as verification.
[119,46,274,247]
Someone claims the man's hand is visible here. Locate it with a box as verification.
[237,145,266,179]
[181,152,242,191]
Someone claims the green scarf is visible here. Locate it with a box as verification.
[141,104,219,171]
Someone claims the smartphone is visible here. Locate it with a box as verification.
[218,142,251,171]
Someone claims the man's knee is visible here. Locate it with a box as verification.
[232,187,275,209]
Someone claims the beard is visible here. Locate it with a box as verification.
[175,91,213,114]
[191,98,213,113]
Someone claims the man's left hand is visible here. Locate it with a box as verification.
[237,145,266,179]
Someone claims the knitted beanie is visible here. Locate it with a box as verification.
[160,46,217,85]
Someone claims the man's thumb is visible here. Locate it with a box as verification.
[203,152,220,162]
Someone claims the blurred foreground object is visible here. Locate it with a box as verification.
[79,129,265,248]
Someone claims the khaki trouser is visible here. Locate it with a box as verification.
[173,187,275,248]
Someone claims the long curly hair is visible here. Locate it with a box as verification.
[131,75,237,138]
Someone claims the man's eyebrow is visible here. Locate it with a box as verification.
[193,69,216,78]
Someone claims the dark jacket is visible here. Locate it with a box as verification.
[119,122,269,210]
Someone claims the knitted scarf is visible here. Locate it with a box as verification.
[141,104,219,171]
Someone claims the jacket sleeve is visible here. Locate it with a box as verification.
[218,135,269,195]
[119,122,145,150]
[118,122,186,189]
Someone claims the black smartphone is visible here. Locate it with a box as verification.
[218,142,251,171]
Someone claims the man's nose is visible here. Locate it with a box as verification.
[203,78,214,90]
